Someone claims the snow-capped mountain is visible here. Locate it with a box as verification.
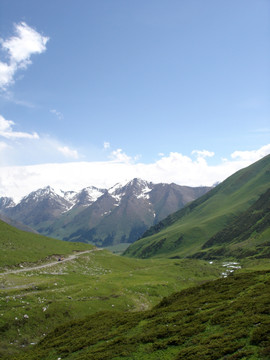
[72,186,106,208]
[0,179,211,247]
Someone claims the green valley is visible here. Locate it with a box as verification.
[7,269,270,360]
[0,220,224,358]
[0,155,269,359]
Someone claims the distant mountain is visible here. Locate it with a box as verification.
[0,179,211,247]
[124,155,270,259]
[0,213,38,234]
[2,186,73,229]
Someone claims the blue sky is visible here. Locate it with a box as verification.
[0,0,269,200]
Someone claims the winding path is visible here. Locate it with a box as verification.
[0,249,97,276]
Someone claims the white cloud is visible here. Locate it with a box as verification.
[192,149,215,158]
[50,109,64,120]
[1,144,269,202]
[57,146,79,159]
[231,144,270,162]
[0,22,49,90]
[103,141,110,150]
[109,148,133,163]
[0,114,39,139]
[0,62,16,89]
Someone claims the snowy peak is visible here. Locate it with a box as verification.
[121,178,153,200]
[108,178,153,203]
[74,186,106,207]
[22,186,61,203]
[0,197,16,210]
[19,186,72,213]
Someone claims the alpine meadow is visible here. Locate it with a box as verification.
[0,1,270,359]
[0,155,270,359]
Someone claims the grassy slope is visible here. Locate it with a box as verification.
[0,220,92,269]
[124,155,270,259]
[0,250,224,358]
[10,269,270,360]
[190,187,270,260]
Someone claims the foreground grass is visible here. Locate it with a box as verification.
[0,250,223,358]
[8,269,270,360]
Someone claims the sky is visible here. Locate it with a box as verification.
[0,0,269,201]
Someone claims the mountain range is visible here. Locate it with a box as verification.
[0,179,211,247]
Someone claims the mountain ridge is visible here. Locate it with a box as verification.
[0,178,211,247]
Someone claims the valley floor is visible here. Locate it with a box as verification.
[0,249,225,358]
[1,249,270,359]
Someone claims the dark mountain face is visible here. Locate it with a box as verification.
[0,179,211,247]
[60,179,211,246]
[3,186,72,229]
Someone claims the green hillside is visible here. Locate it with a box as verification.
[124,155,270,259]
[0,220,92,269]
[191,187,270,260]
[10,270,270,360]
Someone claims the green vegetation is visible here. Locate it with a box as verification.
[1,156,270,359]
[124,154,270,259]
[8,270,270,360]
[191,187,270,260]
[0,220,92,269]
[0,248,223,358]
[105,242,131,254]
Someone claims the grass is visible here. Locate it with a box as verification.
[0,249,225,358]
[105,242,131,254]
[7,269,270,360]
[0,220,92,269]
[124,155,270,259]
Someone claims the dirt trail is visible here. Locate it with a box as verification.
[0,249,98,276]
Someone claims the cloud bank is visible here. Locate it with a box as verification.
[1,143,269,202]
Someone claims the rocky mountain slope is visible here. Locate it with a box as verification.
[0,179,211,247]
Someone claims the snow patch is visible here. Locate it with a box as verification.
[137,184,151,199]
